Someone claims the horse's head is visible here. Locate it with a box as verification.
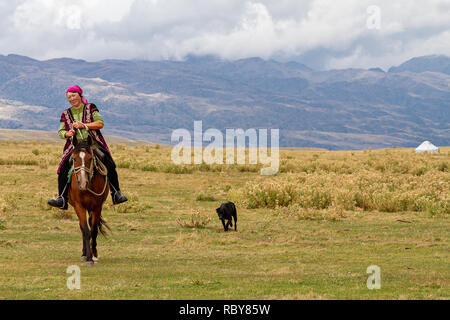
[72,135,94,191]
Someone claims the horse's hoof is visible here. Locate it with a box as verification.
[80,256,87,262]
[85,261,94,267]
[93,257,99,264]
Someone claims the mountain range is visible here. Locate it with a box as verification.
[0,53,449,149]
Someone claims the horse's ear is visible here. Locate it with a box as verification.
[87,135,93,146]
[72,135,78,147]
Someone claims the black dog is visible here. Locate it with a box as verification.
[216,202,237,231]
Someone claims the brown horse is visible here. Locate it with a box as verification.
[69,135,110,267]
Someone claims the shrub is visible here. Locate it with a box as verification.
[413,167,427,176]
[176,210,211,229]
[353,192,374,211]
[308,190,332,209]
[437,162,448,172]
[161,164,193,174]
[245,181,298,209]
[196,193,217,202]
[0,158,38,166]
[227,188,246,208]
[141,164,158,172]
[0,194,18,213]
[116,144,126,150]
[117,161,131,169]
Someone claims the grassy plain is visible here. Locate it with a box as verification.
[0,139,448,299]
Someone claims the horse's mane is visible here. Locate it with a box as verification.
[74,139,91,153]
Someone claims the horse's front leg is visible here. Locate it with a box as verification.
[79,224,87,261]
[90,209,100,263]
[75,205,94,266]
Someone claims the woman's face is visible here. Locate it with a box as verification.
[67,91,82,108]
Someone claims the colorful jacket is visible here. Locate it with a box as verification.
[57,103,110,174]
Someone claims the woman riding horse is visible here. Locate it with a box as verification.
[48,85,127,209]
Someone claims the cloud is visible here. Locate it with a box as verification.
[0,0,449,70]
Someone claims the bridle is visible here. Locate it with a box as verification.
[71,125,108,197]
[73,146,94,184]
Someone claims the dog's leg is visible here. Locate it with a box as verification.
[221,219,227,231]
[233,213,237,231]
[226,220,231,231]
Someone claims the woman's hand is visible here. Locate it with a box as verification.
[65,129,76,138]
[73,122,85,129]
[71,121,103,131]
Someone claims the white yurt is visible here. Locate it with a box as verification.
[415,141,439,154]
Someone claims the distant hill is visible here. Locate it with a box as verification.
[388,55,450,75]
[0,54,449,149]
[0,129,151,146]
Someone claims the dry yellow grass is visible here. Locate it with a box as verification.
[0,139,448,299]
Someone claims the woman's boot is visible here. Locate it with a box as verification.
[48,179,69,209]
[48,160,70,210]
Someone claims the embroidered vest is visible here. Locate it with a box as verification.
[57,103,110,174]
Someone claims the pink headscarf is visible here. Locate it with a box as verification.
[66,85,88,104]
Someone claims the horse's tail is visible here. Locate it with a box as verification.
[98,215,111,237]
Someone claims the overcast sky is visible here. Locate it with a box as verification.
[0,0,449,70]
